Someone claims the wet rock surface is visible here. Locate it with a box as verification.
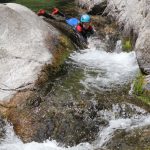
[106,126,150,150]
[5,75,150,146]
[2,5,148,149]
[0,117,6,141]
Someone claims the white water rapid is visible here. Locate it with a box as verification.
[70,38,139,91]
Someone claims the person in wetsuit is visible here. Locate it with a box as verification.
[76,14,94,40]
[37,9,94,40]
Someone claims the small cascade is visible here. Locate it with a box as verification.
[70,38,138,91]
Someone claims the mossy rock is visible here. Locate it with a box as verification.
[35,33,75,89]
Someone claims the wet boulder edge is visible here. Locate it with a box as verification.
[0,2,75,141]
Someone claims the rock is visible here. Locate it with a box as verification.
[0,3,78,145]
[105,0,150,94]
[76,0,107,15]
[6,94,104,145]
[105,0,150,74]
[88,1,107,15]
[135,13,150,95]
[0,117,6,139]
[135,14,150,75]
[106,126,150,150]
[143,75,150,98]
[5,86,147,146]
[2,1,149,147]
[0,3,59,101]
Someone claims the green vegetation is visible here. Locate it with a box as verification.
[133,73,150,105]
[4,0,74,12]
[138,96,150,105]
[133,73,144,95]
[122,38,132,52]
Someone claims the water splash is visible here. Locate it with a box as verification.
[70,38,139,91]
[94,103,150,148]
[1,104,149,150]
[0,123,93,150]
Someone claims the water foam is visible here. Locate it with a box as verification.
[0,123,93,150]
[1,104,150,150]
[0,122,93,150]
[94,103,150,148]
[70,38,139,90]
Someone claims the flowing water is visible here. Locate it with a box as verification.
[0,1,150,149]
[1,37,150,150]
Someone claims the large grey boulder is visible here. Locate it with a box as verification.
[135,13,150,75]
[0,3,59,101]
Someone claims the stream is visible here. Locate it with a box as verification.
[0,37,150,150]
[0,0,150,149]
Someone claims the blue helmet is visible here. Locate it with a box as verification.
[80,14,91,23]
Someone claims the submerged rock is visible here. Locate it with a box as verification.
[5,81,149,146]
[6,91,104,145]
[106,126,150,150]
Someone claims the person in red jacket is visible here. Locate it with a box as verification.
[76,14,94,39]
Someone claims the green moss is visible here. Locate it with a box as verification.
[122,38,132,52]
[35,35,75,93]
[53,35,75,66]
